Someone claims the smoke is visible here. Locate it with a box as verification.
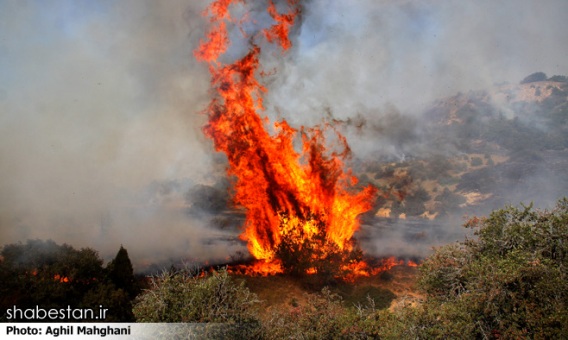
[0,0,238,267]
[261,0,568,258]
[1,0,567,268]
[268,0,568,124]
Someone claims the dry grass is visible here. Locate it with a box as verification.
[236,265,420,318]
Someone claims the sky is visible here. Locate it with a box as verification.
[1,0,567,268]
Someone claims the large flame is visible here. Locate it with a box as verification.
[195,0,378,277]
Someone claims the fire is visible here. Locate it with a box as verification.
[27,269,71,283]
[407,260,420,267]
[371,257,404,275]
[53,274,70,283]
[264,0,300,50]
[195,0,378,278]
[229,259,284,276]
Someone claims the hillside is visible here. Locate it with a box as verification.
[178,73,568,262]
[356,74,568,223]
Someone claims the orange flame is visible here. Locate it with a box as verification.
[195,1,378,277]
[370,257,405,275]
[407,260,420,267]
[53,274,70,283]
[228,260,284,276]
[264,0,300,50]
[28,269,71,283]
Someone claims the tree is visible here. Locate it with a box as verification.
[0,240,138,322]
[520,72,547,84]
[548,75,567,83]
[0,240,104,317]
[470,156,483,166]
[403,186,431,217]
[81,283,135,322]
[106,245,137,298]
[434,188,466,217]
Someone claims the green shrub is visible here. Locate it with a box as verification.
[261,287,388,339]
[133,267,261,338]
[407,199,568,338]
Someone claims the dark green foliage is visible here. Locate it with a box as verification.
[81,283,134,322]
[383,199,568,339]
[0,240,103,283]
[107,245,138,299]
[520,72,547,84]
[0,240,103,318]
[0,240,137,322]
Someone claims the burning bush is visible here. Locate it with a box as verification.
[275,213,364,285]
[194,0,378,280]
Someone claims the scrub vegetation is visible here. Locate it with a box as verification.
[1,199,567,338]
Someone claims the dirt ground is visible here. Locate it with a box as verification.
[238,265,421,314]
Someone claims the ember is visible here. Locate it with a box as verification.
[53,274,70,283]
[195,0,380,279]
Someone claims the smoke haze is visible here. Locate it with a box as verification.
[1,0,567,268]
[269,0,568,119]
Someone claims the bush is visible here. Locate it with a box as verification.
[393,199,568,339]
[548,75,567,83]
[0,240,135,321]
[470,156,483,166]
[261,287,385,339]
[274,213,363,287]
[520,72,547,84]
[133,267,261,337]
[434,188,466,216]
